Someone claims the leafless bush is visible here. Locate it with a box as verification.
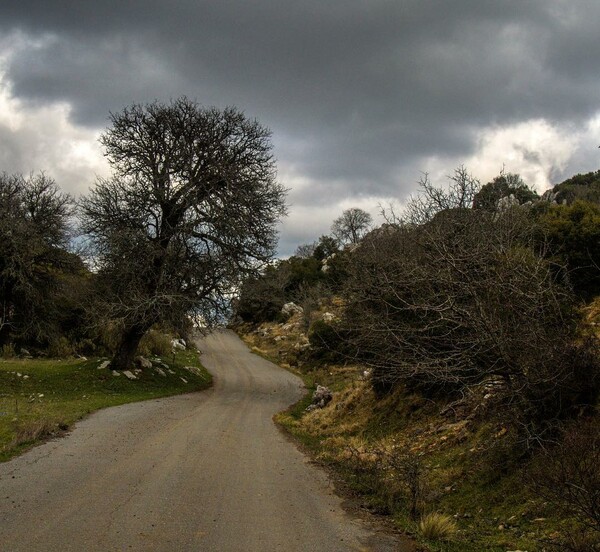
[345,444,427,519]
[341,171,599,433]
[529,418,600,537]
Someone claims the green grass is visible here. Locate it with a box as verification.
[0,347,212,462]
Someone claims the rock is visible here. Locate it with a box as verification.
[97,360,111,370]
[20,348,31,356]
[497,194,520,211]
[183,365,203,376]
[310,385,333,409]
[281,302,304,316]
[123,370,137,380]
[135,356,153,369]
[322,312,336,323]
[180,377,188,384]
[155,367,167,377]
[321,253,337,273]
[171,338,186,350]
[112,370,120,376]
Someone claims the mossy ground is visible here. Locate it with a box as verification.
[0,346,211,462]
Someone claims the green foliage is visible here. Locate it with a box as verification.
[47,336,74,358]
[552,170,600,205]
[284,256,325,295]
[313,235,339,261]
[236,264,288,324]
[308,319,342,359]
[473,172,538,211]
[535,200,600,296]
[138,330,173,357]
[0,172,84,350]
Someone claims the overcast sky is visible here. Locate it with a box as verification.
[1,1,599,255]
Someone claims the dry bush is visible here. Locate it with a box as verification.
[11,419,57,447]
[529,417,600,536]
[342,198,600,438]
[419,512,458,541]
[1,343,16,358]
[344,443,428,519]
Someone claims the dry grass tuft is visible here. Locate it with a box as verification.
[419,512,458,541]
[11,419,58,448]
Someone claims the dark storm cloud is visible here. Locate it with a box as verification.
[1,1,600,210]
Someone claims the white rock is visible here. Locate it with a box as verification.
[322,312,336,323]
[155,367,166,377]
[180,377,188,384]
[123,370,137,380]
[112,370,121,376]
[171,339,186,350]
[97,360,111,370]
[281,302,304,316]
[135,356,152,369]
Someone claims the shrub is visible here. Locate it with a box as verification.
[47,336,74,358]
[419,512,458,541]
[535,200,600,297]
[528,417,600,536]
[1,343,15,358]
[308,319,342,360]
[138,330,172,357]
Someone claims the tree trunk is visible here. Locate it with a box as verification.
[111,324,148,371]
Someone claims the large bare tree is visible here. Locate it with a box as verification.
[81,98,286,369]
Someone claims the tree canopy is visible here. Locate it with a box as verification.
[331,208,372,245]
[81,98,286,369]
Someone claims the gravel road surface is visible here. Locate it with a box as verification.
[0,330,413,551]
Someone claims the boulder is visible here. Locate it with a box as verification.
[171,338,186,350]
[307,385,333,410]
[496,194,520,211]
[135,356,153,369]
[281,302,303,316]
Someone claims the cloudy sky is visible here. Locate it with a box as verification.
[1,1,600,255]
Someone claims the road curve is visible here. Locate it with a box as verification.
[0,330,412,551]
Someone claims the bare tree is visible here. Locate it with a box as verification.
[294,242,317,258]
[380,166,480,226]
[331,208,373,245]
[81,98,286,369]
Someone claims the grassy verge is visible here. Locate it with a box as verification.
[0,346,211,462]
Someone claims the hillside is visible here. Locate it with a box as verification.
[234,170,600,551]
[237,301,599,551]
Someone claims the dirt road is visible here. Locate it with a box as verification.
[0,330,412,551]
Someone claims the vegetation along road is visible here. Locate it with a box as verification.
[0,330,411,551]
